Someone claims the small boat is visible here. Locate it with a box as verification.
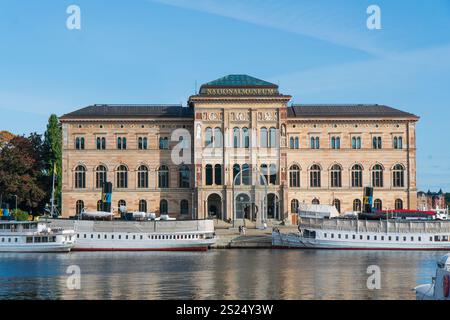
[415,254,450,300]
[0,220,76,253]
[81,209,114,220]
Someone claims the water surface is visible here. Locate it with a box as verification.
[0,250,441,300]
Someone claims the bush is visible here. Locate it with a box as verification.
[12,209,30,221]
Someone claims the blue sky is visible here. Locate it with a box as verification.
[0,0,449,191]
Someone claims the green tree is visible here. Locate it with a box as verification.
[44,114,62,210]
[0,135,47,214]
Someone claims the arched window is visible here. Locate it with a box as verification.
[289,165,300,187]
[331,137,336,149]
[291,199,299,214]
[353,199,362,212]
[374,199,382,211]
[269,127,277,148]
[139,200,147,213]
[96,165,107,189]
[336,137,340,149]
[76,200,84,215]
[101,137,106,150]
[372,164,384,187]
[352,137,356,149]
[179,165,190,188]
[116,165,128,188]
[351,164,363,188]
[214,128,222,148]
[290,137,295,149]
[97,200,102,211]
[260,127,268,148]
[312,198,320,205]
[158,165,169,188]
[242,164,251,185]
[214,164,222,185]
[310,165,321,188]
[330,164,342,188]
[159,137,169,150]
[96,137,101,150]
[233,128,240,148]
[357,137,361,149]
[395,199,403,210]
[160,200,168,215]
[137,165,149,188]
[205,164,213,186]
[233,164,241,185]
[295,137,299,149]
[205,128,212,147]
[242,128,249,148]
[180,200,189,215]
[393,164,405,188]
[74,165,86,189]
[333,199,341,213]
[269,164,277,185]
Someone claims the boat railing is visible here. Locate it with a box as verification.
[299,217,450,234]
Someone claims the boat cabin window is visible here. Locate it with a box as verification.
[367,236,370,240]
[403,237,407,241]
[374,236,377,240]
[443,236,449,242]
[104,235,107,239]
[8,238,11,242]
[411,237,414,241]
[91,234,94,239]
[435,236,441,242]
[430,236,433,241]
[111,235,114,239]
[324,233,327,238]
[352,235,356,240]
[140,235,143,240]
[331,234,334,239]
[303,230,316,239]
[15,238,18,242]
[396,236,399,241]
[338,234,341,239]
[381,236,384,241]
[34,237,41,243]
[26,237,33,243]
[388,236,392,241]
[83,234,87,239]
[418,237,422,241]
[360,235,363,240]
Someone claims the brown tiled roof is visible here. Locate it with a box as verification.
[288,104,419,119]
[60,104,194,119]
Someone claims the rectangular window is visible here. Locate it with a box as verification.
[159,137,169,150]
[117,137,127,150]
[26,237,33,243]
[75,137,85,150]
[372,136,382,149]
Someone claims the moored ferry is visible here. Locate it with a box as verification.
[49,219,217,251]
[0,220,76,253]
[273,216,450,250]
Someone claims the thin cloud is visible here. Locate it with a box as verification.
[150,0,392,57]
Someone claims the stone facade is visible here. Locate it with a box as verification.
[417,190,446,210]
[60,75,419,223]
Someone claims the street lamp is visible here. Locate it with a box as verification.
[13,195,18,213]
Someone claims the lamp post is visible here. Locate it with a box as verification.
[13,195,18,213]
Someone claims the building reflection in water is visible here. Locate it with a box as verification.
[0,250,443,300]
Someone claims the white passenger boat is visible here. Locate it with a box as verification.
[415,254,450,300]
[273,213,450,250]
[49,219,216,251]
[0,220,76,252]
